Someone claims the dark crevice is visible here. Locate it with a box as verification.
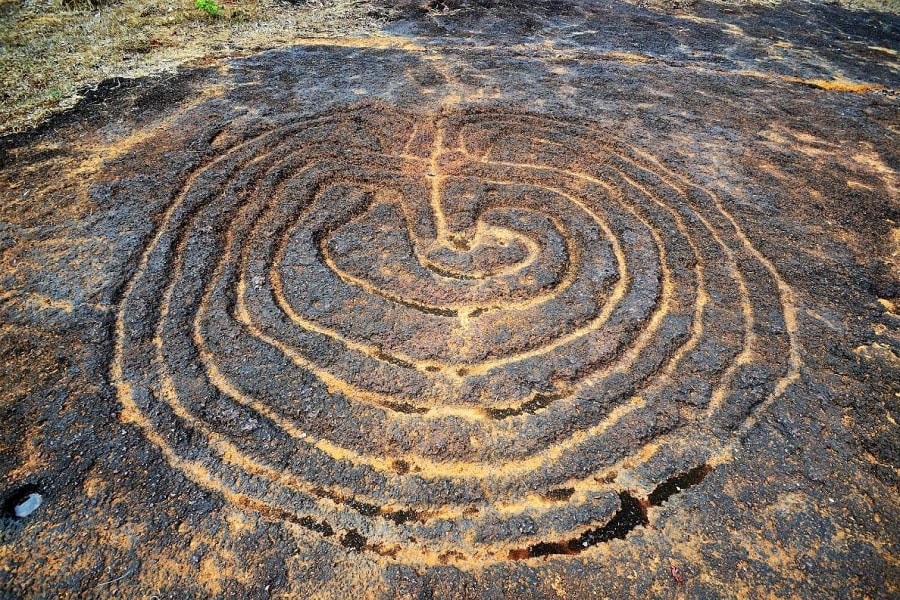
[315,486,427,526]
[340,529,367,551]
[386,508,417,526]
[253,503,335,537]
[484,392,561,419]
[647,464,712,506]
[508,464,712,560]
[544,487,575,501]
[372,349,415,369]
[383,400,430,414]
[468,306,493,318]
[509,491,647,559]
[398,301,458,317]
[450,236,471,251]
[296,515,334,537]
[346,499,381,517]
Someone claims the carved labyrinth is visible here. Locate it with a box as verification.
[112,106,800,564]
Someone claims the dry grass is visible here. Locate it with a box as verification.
[635,0,900,11]
[0,0,392,135]
[1,0,897,136]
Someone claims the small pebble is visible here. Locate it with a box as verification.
[14,493,42,518]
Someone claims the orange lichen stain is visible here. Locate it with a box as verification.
[847,179,875,191]
[766,491,808,516]
[878,298,896,314]
[791,131,831,146]
[853,342,900,367]
[890,226,900,272]
[224,510,256,535]
[199,556,223,596]
[279,552,391,598]
[851,147,898,174]
[797,78,883,93]
[83,477,105,498]
[550,574,570,598]
[5,427,46,480]
[747,536,798,574]
[738,70,887,94]
[675,14,716,24]
[869,45,898,56]
[863,451,897,474]
[708,445,734,468]
[721,23,745,36]
[70,548,102,578]
[602,51,651,64]
[25,292,74,313]
[759,127,834,158]
[287,35,426,52]
[139,555,193,591]
[56,84,226,182]
[851,148,899,196]
[102,520,148,551]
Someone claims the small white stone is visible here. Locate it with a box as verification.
[14,493,42,518]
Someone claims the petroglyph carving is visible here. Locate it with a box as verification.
[112,105,800,564]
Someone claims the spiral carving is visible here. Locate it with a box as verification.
[112,105,800,564]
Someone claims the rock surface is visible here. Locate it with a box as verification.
[0,1,897,597]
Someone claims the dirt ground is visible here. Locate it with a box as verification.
[0,0,898,598]
[1,0,898,135]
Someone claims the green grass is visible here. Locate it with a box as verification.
[195,0,223,16]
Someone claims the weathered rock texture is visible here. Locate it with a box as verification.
[0,1,897,597]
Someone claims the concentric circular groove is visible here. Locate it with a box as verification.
[112,105,801,565]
